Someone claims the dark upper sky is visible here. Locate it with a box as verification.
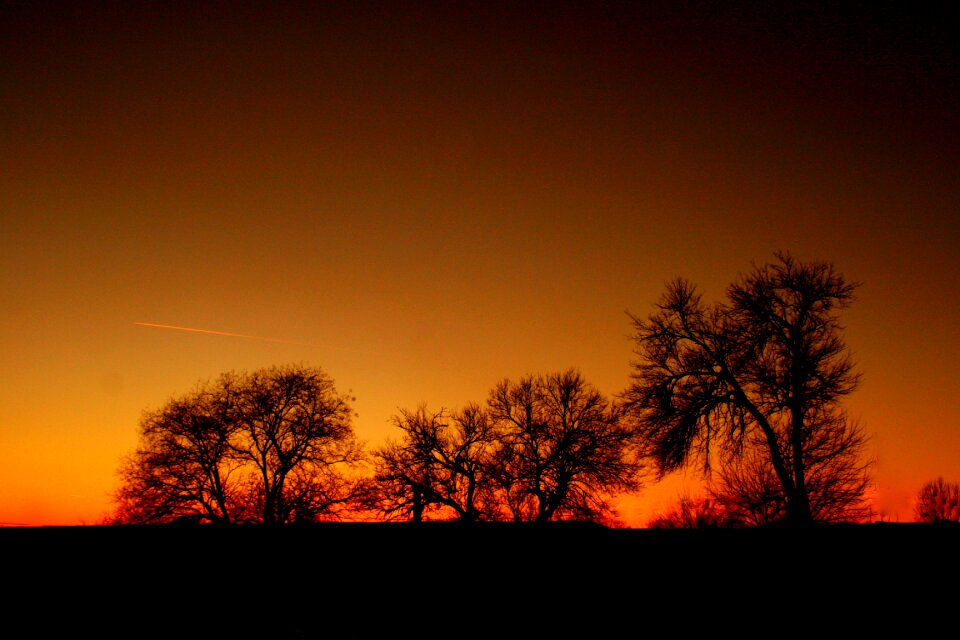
[1,0,957,524]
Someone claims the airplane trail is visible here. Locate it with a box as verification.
[133,322,298,344]
[133,322,380,355]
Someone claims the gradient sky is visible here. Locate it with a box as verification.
[2,1,957,526]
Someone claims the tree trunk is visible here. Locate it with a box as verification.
[786,339,814,527]
[731,384,798,509]
[412,486,423,523]
[787,408,813,526]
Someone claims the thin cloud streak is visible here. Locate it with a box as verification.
[132,322,381,355]
[133,322,300,344]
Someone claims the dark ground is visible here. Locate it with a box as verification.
[4,522,954,636]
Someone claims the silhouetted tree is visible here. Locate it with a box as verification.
[487,369,644,522]
[227,366,364,523]
[915,478,960,523]
[648,495,736,529]
[113,365,366,524]
[369,404,498,522]
[623,253,870,526]
[113,386,240,524]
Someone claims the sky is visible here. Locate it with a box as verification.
[1,1,957,526]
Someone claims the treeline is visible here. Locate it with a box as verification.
[113,253,914,527]
[112,366,642,525]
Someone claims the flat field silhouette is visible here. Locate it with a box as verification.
[4,522,955,637]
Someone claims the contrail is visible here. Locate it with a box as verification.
[134,322,383,356]
[133,322,298,344]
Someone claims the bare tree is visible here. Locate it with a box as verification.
[227,366,364,524]
[112,365,366,524]
[623,253,871,526]
[487,369,644,523]
[647,495,736,529]
[915,478,960,523]
[113,387,241,524]
[369,404,498,522]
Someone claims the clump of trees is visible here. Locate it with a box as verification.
[112,365,366,524]
[915,478,960,523]
[368,370,645,523]
[622,252,872,526]
[114,368,644,525]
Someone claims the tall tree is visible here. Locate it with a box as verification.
[623,253,870,526]
[112,365,365,524]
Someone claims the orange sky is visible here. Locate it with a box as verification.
[1,1,957,526]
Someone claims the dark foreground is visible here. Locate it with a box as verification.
[5,522,955,636]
